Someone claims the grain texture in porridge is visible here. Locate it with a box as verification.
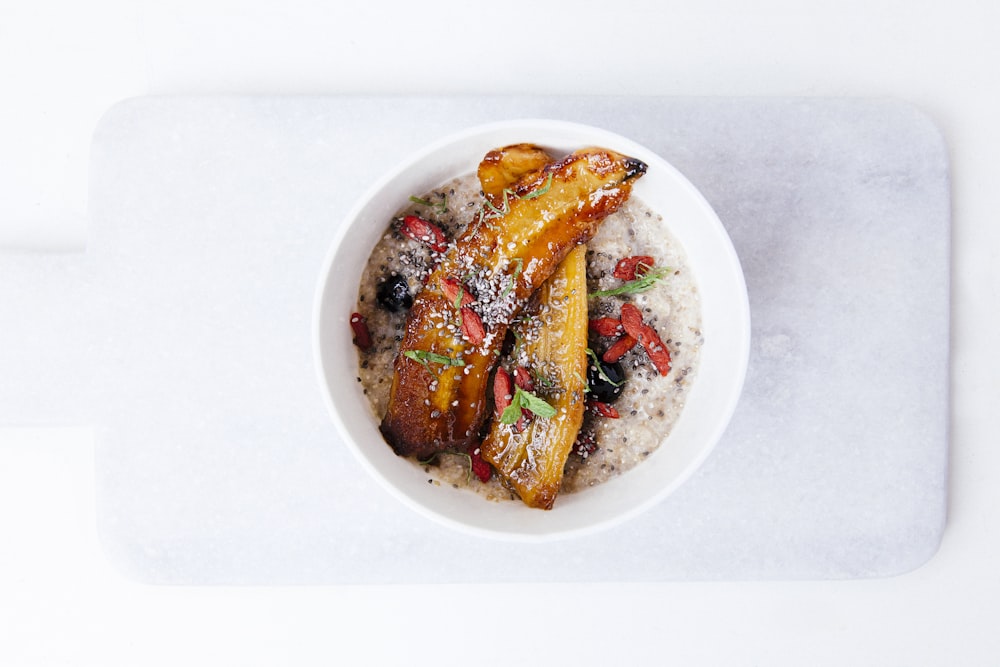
[354,172,702,502]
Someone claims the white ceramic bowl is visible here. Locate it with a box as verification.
[313,119,750,541]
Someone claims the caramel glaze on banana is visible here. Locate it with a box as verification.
[482,244,590,509]
[477,143,552,206]
[380,147,647,459]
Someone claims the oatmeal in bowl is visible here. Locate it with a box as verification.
[313,120,749,540]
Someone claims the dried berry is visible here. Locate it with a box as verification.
[376,274,412,312]
[349,312,372,351]
[587,400,620,419]
[587,358,625,404]
[513,366,535,392]
[620,302,672,376]
[513,366,535,428]
[440,277,476,306]
[602,334,637,363]
[460,307,486,345]
[493,367,513,419]
[400,215,448,253]
[574,430,598,458]
[468,444,492,483]
[589,317,623,337]
[613,255,655,281]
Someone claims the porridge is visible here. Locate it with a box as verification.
[351,147,702,507]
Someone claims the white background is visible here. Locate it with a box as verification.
[1,1,997,664]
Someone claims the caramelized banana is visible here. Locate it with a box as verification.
[482,245,589,509]
[380,147,646,459]
[477,143,552,207]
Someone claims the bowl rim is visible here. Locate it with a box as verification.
[312,118,750,541]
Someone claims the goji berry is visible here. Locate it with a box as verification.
[589,317,623,337]
[460,307,486,345]
[440,277,476,306]
[400,215,448,253]
[468,444,492,483]
[587,400,620,419]
[512,366,536,429]
[602,334,637,363]
[493,367,513,419]
[349,312,372,351]
[620,302,672,376]
[574,430,598,457]
[613,255,655,281]
[513,366,535,392]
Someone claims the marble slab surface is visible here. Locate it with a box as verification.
[0,96,950,582]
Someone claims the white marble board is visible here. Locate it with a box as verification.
[0,96,950,583]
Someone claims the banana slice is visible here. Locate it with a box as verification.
[380,147,646,460]
[481,244,589,509]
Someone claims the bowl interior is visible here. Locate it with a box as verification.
[313,120,750,541]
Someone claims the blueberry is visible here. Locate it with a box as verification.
[587,358,626,403]
[376,274,413,312]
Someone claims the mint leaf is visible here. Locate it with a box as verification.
[424,351,464,366]
[403,349,465,378]
[498,387,557,425]
[499,401,523,425]
[514,387,557,419]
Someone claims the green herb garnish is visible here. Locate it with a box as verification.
[507,325,525,359]
[585,348,624,387]
[483,195,508,217]
[453,287,464,326]
[499,387,558,424]
[403,349,466,378]
[479,173,554,223]
[519,173,553,200]
[501,257,524,298]
[589,266,671,298]
[455,452,474,484]
[409,194,448,214]
[516,388,558,419]
[531,367,556,389]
